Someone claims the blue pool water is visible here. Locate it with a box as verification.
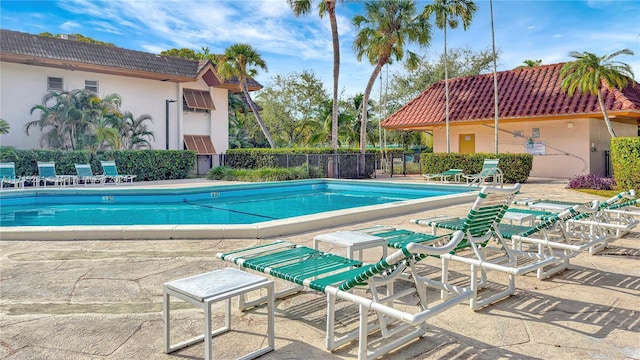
[0,179,466,227]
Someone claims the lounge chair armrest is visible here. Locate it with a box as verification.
[402,230,466,257]
[574,200,600,213]
[622,189,636,199]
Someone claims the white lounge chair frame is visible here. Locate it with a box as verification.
[463,159,504,190]
[218,233,474,360]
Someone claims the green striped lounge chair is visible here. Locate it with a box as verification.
[414,197,610,279]
[462,159,504,190]
[74,164,105,186]
[511,189,637,240]
[422,168,464,183]
[37,161,71,187]
[363,184,557,311]
[0,162,25,189]
[498,200,607,279]
[217,232,473,360]
[100,161,136,183]
[565,189,637,239]
[398,183,558,310]
[600,197,640,237]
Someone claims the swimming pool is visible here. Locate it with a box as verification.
[0,179,476,240]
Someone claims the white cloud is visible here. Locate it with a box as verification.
[11,0,637,94]
[59,21,80,31]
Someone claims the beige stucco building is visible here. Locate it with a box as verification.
[382,63,640,179]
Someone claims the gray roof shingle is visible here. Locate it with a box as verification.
[1,29,199,77]
[0,29,263,89]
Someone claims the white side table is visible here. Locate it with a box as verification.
[529,202,572,211]
[314,230,387,260]
[163,268,274,360]
[502,211,535,226]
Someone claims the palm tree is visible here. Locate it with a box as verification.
[302,99,354,147]
[95,118,121,149]
[352,0,432,176]
[560,49,635,138]
[27,89,123,150]
[346,93,377,147]
[119,111,155,149]
[79,91,122,149]
[217,43,275,148]
[422,0,477,153]
[288,0,342,152]
[0,118,10,135]
[515,59,542,69]
[27,90,82,149]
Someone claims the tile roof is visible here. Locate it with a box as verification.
[1,29,199,77]
[381,63,640,129]
[0,29,262,89]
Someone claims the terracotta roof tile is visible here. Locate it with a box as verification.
[382,63,640,129]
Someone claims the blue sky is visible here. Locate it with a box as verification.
[1,0,638,98]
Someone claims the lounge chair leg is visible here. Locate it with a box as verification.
[469,264,478,310]
[326,293,337,351]
[358,304,368,360]
[440,257,449,300]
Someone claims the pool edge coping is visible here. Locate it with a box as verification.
[0,190,477,241]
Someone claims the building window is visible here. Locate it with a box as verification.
[85,80,99,93]
[183,88,215,112]
[47,76,63,91]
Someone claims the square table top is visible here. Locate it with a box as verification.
[165,268,268,302]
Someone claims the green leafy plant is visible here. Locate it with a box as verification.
[207,165,323,182]
[610,137,640,191]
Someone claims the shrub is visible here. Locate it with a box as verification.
[567,174,616,190]
[610,137,640,192]
[420,152,533,183]
[207,165,323,182]
[0,147,195,181]
[208,165,230,180]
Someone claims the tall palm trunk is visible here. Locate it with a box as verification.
[359,60,384,176]
[444,21,450,153]
[242,81,275,148]
[327,0,340,152]
[598,92,617,138]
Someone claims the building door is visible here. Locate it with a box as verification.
[459,134,475,153]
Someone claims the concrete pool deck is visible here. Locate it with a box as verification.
[0,176,638,359]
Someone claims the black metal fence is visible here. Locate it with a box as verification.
[605,150,612,177]
[217,153,378,179]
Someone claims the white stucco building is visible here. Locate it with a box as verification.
[0,30,261,174]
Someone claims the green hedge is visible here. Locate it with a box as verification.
[0,148,196,181]
[420,152,533,183]
[208,165,324,181]
[611,137,640,191]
